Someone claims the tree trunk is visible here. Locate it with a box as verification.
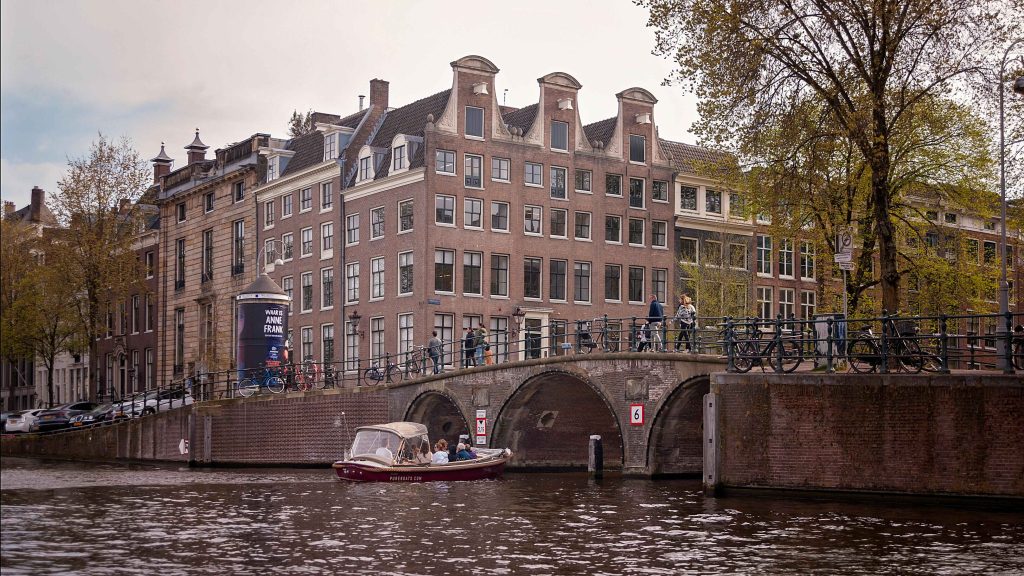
[870,103,900,315]
[46,364,55,407]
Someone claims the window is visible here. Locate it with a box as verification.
[492,157,510,182]
[779,288,795,320]
[606,174,622,196]
[490,317,509,364]
[550,259,567,301]
[321,222,334,254]
[984,221,995,231]
[321,182,333,210]
[605,215,621,243]
[524,205,542,235]
[145,251,154,278]
[282,194,293,217]
[322,324,335,361]
[174,308,185,369]
[779,239,794,278]
[491,254,509,297]
[984,241,996,264]
[551,120,568,151]
[652,268,667,303]
[131,295,140,334]
[371,257,384,299]
[393,145,406,171]
[436,149,456,174]
[925,210,938,221]
[651,221,667,248]
[399,252,414,295]
[234,181,245,202]
[283,277,293,308]
[346,263,359,303]
[463,251,482,295]
[321,268,334,308]
[605,265,621,301]
[525,162,543,186]
[729,192,746,218]
[706,189,722,214]
[524,257,542,299]
[435,249,455,292]
[346,214,359,245]
[575,169,592,193]
[399,313,414,357]
[429,196,454,227]
[757,286,773,319]
[296,326,312,361]
[651,182,668,203]
[145,294,153,331]
[145,348,154,388]
[202,229,214,282]
[800,241,815,279]
[464,198,483,228]
[263,238,277,267]
[175,238,185,289]
[628,218,644,245]
[345,320,359,371]
[371,207,385,239]
[359,156,372,181]
[300,187,312,211]
[301,227,313,257]
[301,272,313,312]
[399,199,414,232]
[324,132,337,162]
[465,154,483,188]
[756,235,773,275]
[232,220,245,275]
[574,262,591,302]
[465,106,484,138]
[703,240,722,266]
[629,178,645,209]
[680,238,697,264]
[434,313,455,367]
[966,238,979,263]
[491,201,509,231]
[550,209,567,238]
[267,159,277,182]
[680,186,697,211]
[629,134,646,163]
[205,192,215,213]
[801,290,816,320]
[550,166,567,199]
[628,266,644,302]
[264,201,275,227]
[176,202,186,222]
[730,243,748,269]
[278,233,292,262]
[574,212,592,240]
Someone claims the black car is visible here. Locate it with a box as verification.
[68,403,117,428]
[34,401,99,432]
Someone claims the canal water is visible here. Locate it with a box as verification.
[2,457,1022,575]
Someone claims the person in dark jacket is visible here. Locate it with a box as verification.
[463,327,476,367]
[454,443,476,461]
[647,294,666,351]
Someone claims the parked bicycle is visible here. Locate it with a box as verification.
[363,358,403,384]
[727,319,804,373]
[292,357,325,391]
[237,363,286,397]
[576,319,620,353]
[403,346,426,377]
[846,318,940,373]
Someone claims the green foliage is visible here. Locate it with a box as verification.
[288,109,314,138]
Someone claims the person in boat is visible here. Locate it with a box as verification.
[455,443,476,461]
[432,439,449,464]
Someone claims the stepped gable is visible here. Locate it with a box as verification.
[583,117,616,147]
[280,130,326,177]
[502,103,538,134]
[660,139,731,174]
[368,88,452,180]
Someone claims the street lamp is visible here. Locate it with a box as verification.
[511,306,526,358]
[997,38,1024,373]
[348,309,363,337]
[255,238,285,278]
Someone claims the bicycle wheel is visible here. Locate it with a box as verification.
[732,341,755,373]
[896,350,923,374]
[266,376,285,394]
[387,367,404,383]
[237,379,258,398]
[311,367,326,389]
[848,339,878,373]
[769,339,803,373]
[364,368,383,384]
[404,357,421,377]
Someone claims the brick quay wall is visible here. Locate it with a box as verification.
[708,374,1024,498]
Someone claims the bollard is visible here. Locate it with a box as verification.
[588,435,603,478]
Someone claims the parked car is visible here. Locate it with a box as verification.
[114,388,193,418]
[33,402,100,432]
[5,409,46,433]
[69,403,118,428]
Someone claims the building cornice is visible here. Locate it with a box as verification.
[343,167,425,202]
[256,161,338,202]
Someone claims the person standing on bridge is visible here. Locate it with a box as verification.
[464,327,477,368]
[648,294,666,352]
[675,294,696,352]
[428,331,443,374]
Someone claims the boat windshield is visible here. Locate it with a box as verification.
[350,429,433,464]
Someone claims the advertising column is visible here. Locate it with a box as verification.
[235,274,291,381]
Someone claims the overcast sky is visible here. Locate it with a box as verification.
[0,0,700,208]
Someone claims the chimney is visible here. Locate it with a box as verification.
[369,79,389,110]
[4,201,14,216]
[358,95,365,111]
[151,142,174,183]
[184,128,209,165]
[30,186,44,221]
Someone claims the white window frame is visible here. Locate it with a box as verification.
[346,262,360,304]
[398,251,414,296]
[464,197,483,230]
[551,120,569,151]
[371,257,385,300]
[465,106,485,139]
[574,211,592,241]
[490,201,510,233]
[524,205,543,236]
[435,195,456,227]
[370,206,385,239]
[320,222,334,259]
[346,213,360,245]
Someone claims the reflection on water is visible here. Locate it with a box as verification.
[2,457,1022,575]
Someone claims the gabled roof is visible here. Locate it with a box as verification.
[583,117,617,147]
[660,139,733,174]
[281,130,327,177]
[366,89,452,180]
[503,103,538,134]
[4,203,58,227]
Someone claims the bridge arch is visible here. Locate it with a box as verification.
[403,389,470,448]
[645,375,710,477]
[490,368,624,470]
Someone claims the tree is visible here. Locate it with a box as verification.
[640,0,1016,313]
[50,135,149,401]
[678,232,753,319]
[0,218,43,369]
[288,109,314,138]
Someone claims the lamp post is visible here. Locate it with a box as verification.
[511,306,526,359]
[348,309,363,337]
[997,38,1024,373]
[254,238,285,279]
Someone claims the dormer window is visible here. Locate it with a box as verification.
[551,121,569,151]
[323,133,337,162]
[465,106,484,139]
[393,145,406,171]
[267,158,277,181]
[359,156,372,181]
[629,135,646,163]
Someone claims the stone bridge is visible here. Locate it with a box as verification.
[389,352,726,475]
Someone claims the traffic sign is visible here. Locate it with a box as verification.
[838,260,854,271]
[835,226,854,262]
[629,404,644,426]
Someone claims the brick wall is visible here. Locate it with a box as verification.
[710,373,1024,497]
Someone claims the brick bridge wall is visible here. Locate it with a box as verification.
[707,373,1024,498]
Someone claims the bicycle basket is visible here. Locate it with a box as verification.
[895,320,918,336]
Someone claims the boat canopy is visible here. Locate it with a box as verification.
[350,422,431,464]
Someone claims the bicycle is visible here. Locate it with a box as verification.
[403,346,426,377]
[294,357,325,391]
[1012,325,1024,370]
[727,320,804,373]
[363,358,403,384]
[846,318,937,373]
[237,363,286,397]
[577,318,619,353]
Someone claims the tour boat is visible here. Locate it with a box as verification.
[332,422,512,482]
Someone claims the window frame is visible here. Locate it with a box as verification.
[551,120,569,151]
[435,195,456,226]
[465,106,485,139]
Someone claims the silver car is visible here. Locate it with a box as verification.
[5,409,46,433]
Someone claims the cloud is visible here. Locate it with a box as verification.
[0,158,67,208]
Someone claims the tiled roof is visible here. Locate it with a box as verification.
[660,139,733,174]
[4,203,58,226]
[583,117,616,146]
[338,109,368,129]
[281,130,326,177]
[368,89,452,179]
[503,104,538,133]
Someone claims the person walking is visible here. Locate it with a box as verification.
[427,331,443,374]
[647,294,665,352]
[474,323,489,366]
[463,327,477,368]
[674,294,697,352]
